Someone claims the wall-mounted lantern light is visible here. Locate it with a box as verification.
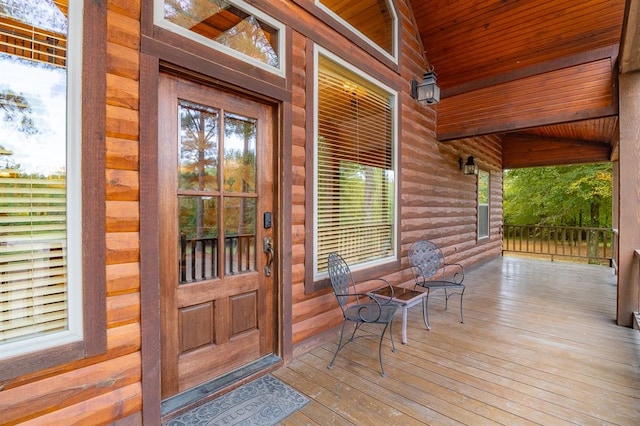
[411,68,440,105]
[459,156,478,175]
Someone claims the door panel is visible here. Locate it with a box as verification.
[159,74,275,398]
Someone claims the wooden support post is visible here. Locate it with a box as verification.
[616,71,640,327]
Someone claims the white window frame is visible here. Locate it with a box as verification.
[153,0,286,77]
[315,0,398,64]
[312,46,398,281]
[0,1,84,360]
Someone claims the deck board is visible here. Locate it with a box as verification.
[275,257,640,425]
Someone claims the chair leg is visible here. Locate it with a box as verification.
[459,288,465,324]
[388,318,397,353]
[421,291,431,330]
[328,321,348,370]
[444,288,449,310]
[378,322,393,377]
[350,321,362,341]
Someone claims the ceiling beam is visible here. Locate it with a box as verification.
[443,45,618,98]
[436,56,618,141]
[502,134,611,169]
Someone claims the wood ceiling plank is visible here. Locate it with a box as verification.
[502,134,612,169]
[443,45,618,97]
[415,0,626,91]
[437,59,616,140]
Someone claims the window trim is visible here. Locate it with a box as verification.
[153,0,287,77]
[477,169,490,240]
[0,0,107,382]
[311,46,399,283]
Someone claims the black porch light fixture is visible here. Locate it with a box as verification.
[411,67,440,105]
[459,156,478,175]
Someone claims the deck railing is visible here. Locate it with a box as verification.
[179,233,255,283]
[502,224,613,265]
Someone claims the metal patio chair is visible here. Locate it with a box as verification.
[326,252,398,377]
[408,240,465,329]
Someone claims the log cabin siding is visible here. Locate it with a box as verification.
[1,1,502,423]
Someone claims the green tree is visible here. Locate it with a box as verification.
[503,163,612,227]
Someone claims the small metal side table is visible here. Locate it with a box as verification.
[371,286,427,344]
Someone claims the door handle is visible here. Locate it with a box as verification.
[263,237,274,277]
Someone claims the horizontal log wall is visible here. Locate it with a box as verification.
[0,0,143,424]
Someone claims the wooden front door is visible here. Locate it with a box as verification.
[158,74,276,399]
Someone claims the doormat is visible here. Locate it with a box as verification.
[165,374,309,426]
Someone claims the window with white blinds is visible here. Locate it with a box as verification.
[314,50,396,279]
[478,169,490,239]
[0,176,68,343]
[0,0,81,356]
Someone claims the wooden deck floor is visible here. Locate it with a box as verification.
[273,256,640,425]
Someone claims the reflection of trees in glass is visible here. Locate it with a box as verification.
[164,0,226,25]
[0,74,46,175]
[163,0,279,67]
[224,198,255,237]
[224,113,255,193]
[0,144,19,172]
[0,0,67,33]
[224,114,256,234]
[179,196,217,239]
[0,87,39,136]
[179,100,218,191]
[0,54,64,176]
[216,15,278,67]
[179,101,219,238]
[178,103,260,238]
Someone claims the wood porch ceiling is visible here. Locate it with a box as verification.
[411,0,630,168]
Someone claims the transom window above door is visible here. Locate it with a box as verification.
[155,0,285,76]
[317,0,398,62]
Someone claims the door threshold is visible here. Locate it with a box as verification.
[161,354,282,419]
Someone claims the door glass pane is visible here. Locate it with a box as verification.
[178,100,219,192]
[223,197,255,274]
[179,196,219,283]
[224,112,256,193]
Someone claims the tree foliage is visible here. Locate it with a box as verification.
[503,163,612,227]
